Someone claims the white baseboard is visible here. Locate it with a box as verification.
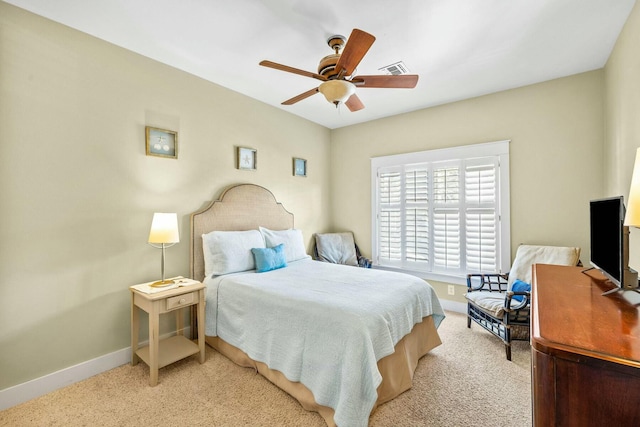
[0,327,191,411]
[439,299,467,314]
[0,346,131,411]
[0,302,468,412]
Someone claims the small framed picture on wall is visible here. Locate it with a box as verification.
[293,157,307,177]
[145,126,178,159]
[237,146,257,170]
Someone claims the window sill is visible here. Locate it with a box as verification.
[372,265,467,286]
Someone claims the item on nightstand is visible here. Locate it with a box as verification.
[624,147,640,227]
[148,212,180,287]
[130,276,199,294]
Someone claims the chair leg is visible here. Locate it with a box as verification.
[505,344,512,361]
[467,315,471,328]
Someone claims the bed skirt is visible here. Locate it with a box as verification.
[206,315,442,426]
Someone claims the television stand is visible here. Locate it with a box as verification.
[582,266,639,296]
[601,285,624,296]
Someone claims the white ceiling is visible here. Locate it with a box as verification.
[5,0,636,129]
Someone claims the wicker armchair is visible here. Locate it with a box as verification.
[465,244,581,360]
[312,232,372,268]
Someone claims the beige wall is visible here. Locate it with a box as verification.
[330,71,605,302]
[604,1,640,272]
[0,4,331,390]
[3,0,640,394]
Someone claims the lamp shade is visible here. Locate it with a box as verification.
[148,213,180,244]
[625,148,640,227]
[318,80,356,105]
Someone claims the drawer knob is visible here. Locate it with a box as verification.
[179,298,186,304]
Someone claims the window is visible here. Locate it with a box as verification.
[371,141,510,283]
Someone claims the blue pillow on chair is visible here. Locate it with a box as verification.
[511,279,531,302]
[251,244,287,273]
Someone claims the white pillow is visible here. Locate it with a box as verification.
[202,230,265,277]
[259,227,308,263]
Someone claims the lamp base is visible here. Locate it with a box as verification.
[149,279,175,288]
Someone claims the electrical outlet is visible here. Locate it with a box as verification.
[447,285,455,295]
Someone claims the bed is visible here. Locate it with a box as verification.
[190,184,445,427]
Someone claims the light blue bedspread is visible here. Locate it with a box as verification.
[204,258,445,427]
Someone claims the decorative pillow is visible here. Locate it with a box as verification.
[259,227,308,262]
[314,232,358,266]
[510,279,531,302]
[251,244,287,273]
[202,230,265,277]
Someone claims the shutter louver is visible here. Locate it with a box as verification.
[433,209,460,268]
[405,169,428,203]
[466,209,497,271]
[405,169,429,262]
[406,208,429,262]
[433,168,459,203]
[433,166,460,269]
[465,164,496,204]
[465,162,498,272]
[379,170,402,261]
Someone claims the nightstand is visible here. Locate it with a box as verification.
[130,279,205,386]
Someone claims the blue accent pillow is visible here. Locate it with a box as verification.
[511,279,531,302]
[251,244,287,273]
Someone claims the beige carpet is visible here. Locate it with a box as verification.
[0,311,531,426]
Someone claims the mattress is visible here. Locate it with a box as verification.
[204,259,445,426]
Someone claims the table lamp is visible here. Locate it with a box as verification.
[148,212,179,287]
[625,148,640,227]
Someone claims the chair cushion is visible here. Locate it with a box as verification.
[315,232,358,266]
[465,291,506,318]
[508,245,581,287]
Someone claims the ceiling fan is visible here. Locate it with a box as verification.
[259,28,419,112]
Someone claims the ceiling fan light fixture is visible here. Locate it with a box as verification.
[318,80,355,106]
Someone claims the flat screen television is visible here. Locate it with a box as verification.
[589,196,638,294]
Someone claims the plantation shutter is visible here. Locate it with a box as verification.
[372,140,509,279]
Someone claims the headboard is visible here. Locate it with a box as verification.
[190,184,294,282]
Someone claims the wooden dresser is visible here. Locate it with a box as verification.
[531,264,640,426]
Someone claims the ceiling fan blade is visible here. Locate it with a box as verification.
[282,87,319,105]
[335,29,375,78]
[260,60,327,81]
[345,93,365,112]
[351,74,419,88]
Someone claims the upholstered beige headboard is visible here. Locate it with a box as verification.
[190,184,294,282]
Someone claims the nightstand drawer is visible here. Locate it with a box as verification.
[166,291,195,311]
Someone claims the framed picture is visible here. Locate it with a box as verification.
[146,126,178,159]
[293,157,307,177]
[237,146,257,170]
